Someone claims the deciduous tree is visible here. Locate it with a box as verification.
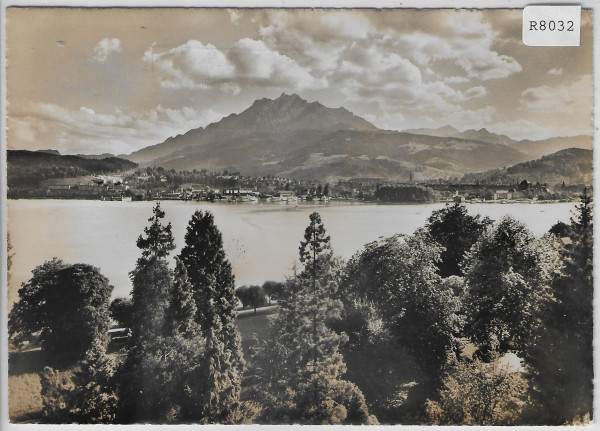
[463,216,559,358]
[425,203,491,277]
[342,233,464,379]
[9,260,113,366]
[236,285,267,313]
[109,297,133,329]
[262,280,285,304]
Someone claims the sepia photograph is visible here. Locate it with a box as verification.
[3,3,595,426]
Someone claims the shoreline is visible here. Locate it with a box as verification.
[6,197,580,205]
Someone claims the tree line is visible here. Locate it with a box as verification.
[8,189,593,424]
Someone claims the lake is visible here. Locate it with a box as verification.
[7,199,577,306]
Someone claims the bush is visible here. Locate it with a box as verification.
[425,357,528,425]
[40,367,76,423]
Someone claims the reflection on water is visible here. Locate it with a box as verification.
[7,199,576,306]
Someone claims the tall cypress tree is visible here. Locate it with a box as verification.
[179,210,244,422]
[253,212,376,424]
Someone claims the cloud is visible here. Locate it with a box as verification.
[11,9,589,155]
[255,10,522,83]
[229,38,326,89]
[444,76,470,84]
[464,86,487,100]
[144,38,325,91]
[520,75,592,114]
[548,67,563,76]
[243,9,522,133]
[334,42,423,88]
[8,102,224,154]
[396,31,522,81]
[141,9,522,130]
[143,40,234,89]
[228,9,241,25]
[93,38,122,62]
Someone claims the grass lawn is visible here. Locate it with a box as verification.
[237,305,276,362]
[8,349,46,423]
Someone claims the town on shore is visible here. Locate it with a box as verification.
[7,166,585,204]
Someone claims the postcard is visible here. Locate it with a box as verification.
[3,2,596,427]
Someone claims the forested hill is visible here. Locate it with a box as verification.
[7,150,137,187]
[462,148,592,186]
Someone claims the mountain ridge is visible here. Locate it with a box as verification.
[462,147,592,186]
[120,94,591,182]
[7,150,137,188]
[404,124,592,158]
[126,93,378,165]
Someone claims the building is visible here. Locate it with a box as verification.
[494,190,512,200]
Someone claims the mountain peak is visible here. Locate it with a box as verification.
[214,93,377,133]
[277,92,303,101]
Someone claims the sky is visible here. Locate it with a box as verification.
[5,7,594,155]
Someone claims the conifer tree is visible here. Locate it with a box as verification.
[118,203,177,422]
[253,212,376,424]
[70,339,119,423]
[179,210,244,422]
[129,202,175,343]
[165,257,198,336]
[39,329,119,423]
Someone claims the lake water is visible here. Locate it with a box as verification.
[7,199,577,306]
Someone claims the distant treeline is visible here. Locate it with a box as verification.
[7,150,137,187]
[375,184,437,202]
